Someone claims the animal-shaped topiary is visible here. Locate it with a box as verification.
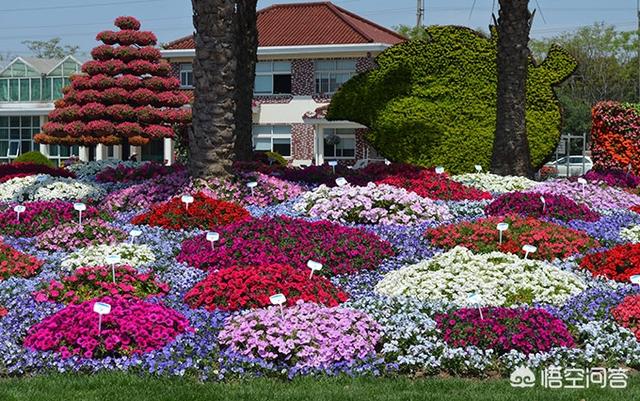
[327,25,577,174]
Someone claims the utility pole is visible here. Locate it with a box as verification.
[416,0,425,28]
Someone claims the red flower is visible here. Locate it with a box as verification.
[580,243,640,282]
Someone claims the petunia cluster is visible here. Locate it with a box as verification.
[529,180,640,212]
[0,242,43,280]
[451,173,537,193]
[199,172,306,207]
[0,174,105,202]
[96,162,183,183]
[377,169,492,201]
[34,219,127,252]
[61,243,156,271]
[485,191,600,222]
[579,243,640,282]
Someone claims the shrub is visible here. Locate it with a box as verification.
[579,243,640,282]
[177,217,394,276]
[219,302,381,368]
[184,263,348,312]
[425,215,600,261]
[435,307,575,355]
[24,296,191,359]
[13,151,53,167]
[0,242,43,280]
[131,192,250,230]
[34,265,169,304]
[327,26,577,173]
[485,191,600,222]
[375,247,584,306]
[35,219,127,252]
[376,169,492,201]
[0,163,75,183]
[612,295,640,341]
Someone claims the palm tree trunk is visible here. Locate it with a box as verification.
[189,0,258,178]
[491,0,533,177]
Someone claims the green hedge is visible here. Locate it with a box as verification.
[14,151,54,167]
[327,26,577,174]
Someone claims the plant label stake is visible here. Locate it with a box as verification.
[474,165,482,173]
[73,202,86,226]
[384,159,391,166]
[435,166,445,174]
[106,254,121,284]
[467,293,483,320]
[181,195,194,211]
[630,275,640,285]
[540,195,546,213]
[206,232,219,250]
[307,260,323,279]
[246,181,258,196]
[496,222,509,244]
[270,293,286,317]
[93,301,111,335]
[328,160,338,175]
[522,244,537,259]
[129,229,142,244]
[335,177,348,187]
[577,177,587,198]
[13,205,25,222]
[628,163,633,178]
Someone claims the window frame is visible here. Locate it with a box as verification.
[314,59,357,95]
[322,128,356,160]
[179,63,193,88]
[253,61,292,95]
[251,124,292,157]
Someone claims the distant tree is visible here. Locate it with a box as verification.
[393,24,430,40]
[22,37,80,59]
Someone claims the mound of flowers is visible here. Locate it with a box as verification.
[0,175,105,202]
[0,200,103,237]
[96,161,183,183]
[425,215,600,261]
[177,217,394,276]
[24,296,191,358]
[35,265,169,304]
[218,301,381,368]
[435,307,575,355]
[529,180,640,212]
[294,183,451,225]
[374,247,584,306]
[376,169,492,201]
[200,172,306,207]
[612,295,640,341]
[0,242,43,280]
[0,162,75,183]
[584,169,640,188]
[68,160,140,180]
[184,263,348,312]
[61,243,155,271]
[620,225,640,243]
[131,192,250,230]
[579,243,640,282]
[450,172,537,193]
[485,191,600,222]
[103,170,191,212]
[35,219,127,252]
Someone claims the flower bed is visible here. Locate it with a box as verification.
[484,191,600,222]
[0,175,105,202]
[529,180,640,212]
[579,243,640,282]
[374,247,584,306]
[200,172,306,207]
[0,200,103,237]
[67,160,140,180]
[96,162,183,183]
[131,192,250,230]
[61,243,155,271]
[425,215,599,261]
[584,169,640,188]
[218,302,380,368]
[435,307,575,355]
[184,263,348,311]
[24,296,191,358]
[177,217,394,276]
[376,169,492,201]
[294,183,451,225]
[612,295,640,341]
[103,170,191,212]
[35,219,127,252]
[450,173,537,193]
[0,242,43,280]
[34,265,169,304]
[0,162,75,183]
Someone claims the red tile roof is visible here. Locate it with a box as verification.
[164,1,405,50]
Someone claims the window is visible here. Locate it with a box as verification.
[314,59,356,94]
[254,61,291,95]
[323,128,356,159]
[179,64,193,88]
[252,125,292,157]
[0,115,40,161]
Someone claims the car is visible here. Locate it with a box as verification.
[545,156,593,177]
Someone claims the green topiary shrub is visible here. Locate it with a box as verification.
[327,25,577,174]
[265,151,288,167]
[14,151,54,168]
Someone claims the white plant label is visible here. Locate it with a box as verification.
[270,293,286,317]
[106,254,121,284]
[384,159,391,166]
[307,260,323,278]
[206,232,220,250]
[129,229,142,243]
[467,293,484,320]
[522,244,537,259]
[496,222,509,244]
[435,166,445,174]
[630,275,640,285]
[577,178,587,185]
[328,161,338,167]
[93,301,111,335]
[73,202,86,225]
[13,205,25,222]
[335,177,348,187]
[474,165,482,172]
[247,181,258,196]
[540,195,546,212]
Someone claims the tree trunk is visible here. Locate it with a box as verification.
[189,0,258,178]
[491,0,533,177]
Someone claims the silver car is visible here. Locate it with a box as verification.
[545,156,593,177]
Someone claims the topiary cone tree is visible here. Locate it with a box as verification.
[34,16,191,152]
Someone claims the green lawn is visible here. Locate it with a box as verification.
[0,373,639,401]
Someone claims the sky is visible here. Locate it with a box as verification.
[0,0,638,59]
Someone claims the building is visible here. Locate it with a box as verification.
[161,1,404,166]
[0,56,83,164]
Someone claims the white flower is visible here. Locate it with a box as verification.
[61,243,156,271]
[0,174,105,202]
[618,225,640,243]
[451,172,536,193]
